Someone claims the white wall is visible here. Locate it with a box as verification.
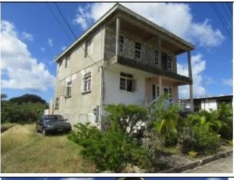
[104,65,147,105]
[201,99,217,111]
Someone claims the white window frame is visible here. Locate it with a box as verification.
[66,81,72,98]
[85,39,93,57]
[83,72,92,93]
[134,42,141,60]
[65,55,70,68]
[120,72,135,92]
[55,97,59,109]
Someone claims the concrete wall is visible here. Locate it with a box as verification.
[104,26,177,72]
[103,65,147,105]
[54,26,105,126]
[201,99,217,111]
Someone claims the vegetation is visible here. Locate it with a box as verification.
[1,124,95,173]
[68,104,151,172]
[2,93,232,173]
[1,93,46,124]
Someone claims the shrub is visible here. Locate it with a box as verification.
[148,94,183,147]
[68,122,151,172]
[178,125,221,155]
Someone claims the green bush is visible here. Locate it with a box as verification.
[148,94,183,147]
[178,125,221,155]
[68,122,151,172]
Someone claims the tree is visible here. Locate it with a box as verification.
[9,94,47,105]
[1,93,7,100]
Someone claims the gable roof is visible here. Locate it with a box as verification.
[55,3,195,62]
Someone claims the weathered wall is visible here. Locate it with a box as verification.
[54,26,105,126]
[104,26,177,72]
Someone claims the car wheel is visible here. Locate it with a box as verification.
[42,128,47,136]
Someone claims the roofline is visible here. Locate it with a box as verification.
[55,3,195,62]
[181,95,233,101]
[54,3,119,62]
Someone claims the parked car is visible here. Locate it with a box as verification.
[36,115,72,135]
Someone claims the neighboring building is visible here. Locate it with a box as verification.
[181,95,233,112]
[53,3,195,127]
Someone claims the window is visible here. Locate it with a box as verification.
[119,36,125,53]
[155,50,159,65]
[85,39,93,57]
[134,42,141,59]
[66,81,72,98]
[120,72,135,92]
[55,97,59,109]
[65,55,70,68]
[152,85,160,99]
[167,56,172,70]
[83,72,91,93]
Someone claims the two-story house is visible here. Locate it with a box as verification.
[53,3,195,127]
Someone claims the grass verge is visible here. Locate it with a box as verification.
[1,124,96,173]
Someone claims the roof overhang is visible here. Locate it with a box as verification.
[55,3,195,62]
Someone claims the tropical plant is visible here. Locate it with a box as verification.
[148,94,183,147]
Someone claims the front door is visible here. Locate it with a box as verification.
[152,84,159,100]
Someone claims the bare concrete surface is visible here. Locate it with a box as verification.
[185,155,233,173]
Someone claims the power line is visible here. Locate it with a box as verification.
[54,3,101,68]
[226,3,232,15]
[46,3,74,41]
[211,3,232,39]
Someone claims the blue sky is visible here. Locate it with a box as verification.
[1,2,233,102]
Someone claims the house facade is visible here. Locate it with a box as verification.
[53,3,195,127]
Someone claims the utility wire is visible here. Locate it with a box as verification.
[226,3,232,15]
[54,3,101,68]
[222,3,232,20]
[211,3,232,39]
[46,3,74,42]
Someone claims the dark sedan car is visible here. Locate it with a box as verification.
[36,115,72,135]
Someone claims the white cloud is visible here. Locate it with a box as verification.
[1,20,55,91]
[177,54,207,98]
[48,38,54,47]
[21,31,34,41]
[73,3,224,47]
[222,78,233,87]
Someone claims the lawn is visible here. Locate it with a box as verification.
[1,124,96,173]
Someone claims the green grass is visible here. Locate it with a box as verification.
[1,124,96,173]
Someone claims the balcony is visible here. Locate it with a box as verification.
[106,55,192,85]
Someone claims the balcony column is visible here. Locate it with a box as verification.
[159,76,163,96]
[188,51,194,111]
[116,17,120,56]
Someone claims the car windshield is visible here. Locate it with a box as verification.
[44,115,65,122]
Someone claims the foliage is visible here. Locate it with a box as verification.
[9,94,47,105]
[104,104,147,138]
[178,125,221,155]
[68,122,150,172]
[217,103,233,140]
[1,101,45,124]
[188,150,198,158]
[148,94,183,147]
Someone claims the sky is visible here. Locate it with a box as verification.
[0,178,229,180]
[1,2,233,103]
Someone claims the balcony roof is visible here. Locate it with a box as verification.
[55,3,195,62]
